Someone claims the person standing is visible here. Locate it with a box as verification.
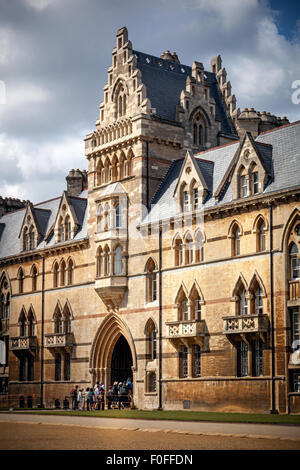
[71,385,79,410]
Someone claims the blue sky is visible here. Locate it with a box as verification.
[0,0,299,203]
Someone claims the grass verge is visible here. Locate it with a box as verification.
[2,408,300,425]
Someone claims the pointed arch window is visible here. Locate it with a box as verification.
[190,292,201,321]
[27,308,35,337]
[29,226,35,250]
[19,310,27,337]
[18,268,25,294]
[96,247,103,278]
[195,231,204,263]
[146,258,157,303]
[193,112,205,146]
[53,262,59,288]
[231,224,241,256]
[54,309,63,334]
[257,219,266,252]
[178,292,188,321]
[239,288,248,316]
[290,243,300,280]
[60,260,66,287]
[174,236,183,266]
[31,265,38,292]
[103,246,110,276]
[185,234,193,265]
[65,215,71,241]
[0,294,5,319]
[67,259,74,286]
[114,245,123,275]
[115,204,122,228]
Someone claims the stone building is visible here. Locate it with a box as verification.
[0,27,299,413]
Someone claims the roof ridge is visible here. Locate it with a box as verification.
[194,140,239,157]
[258,120,300,137]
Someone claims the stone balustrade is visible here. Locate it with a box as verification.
[223,313,268,335]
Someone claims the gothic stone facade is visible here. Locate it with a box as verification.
[0,27,300,413]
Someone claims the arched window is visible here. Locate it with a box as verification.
[145,319,157,362]
[65,215,71,241]
[96,247,103,278]
[174,236,183,266]
[18,268,24,294]
[290,243,300,280]
[114,245,123,275]
[60,260,66,287]
[29,226,35,250]
[185,234,193,265]
[190,292,201,321]
[27,308,35,337]
[53,262,59,288]
[145,258,157,303]
[115,204,122,228]
[178,294,188,321]
[195,231,204,263]
[238,165,247,198]
[193,187,199,210]
[64,304,72,334]
[1,294,5,319]
[67,259,74,285]
[192,112,205,146]
[58,216,64,242]
[250,165,259,194]
[231,224,241,256]
[54,308,63,334]
[238,288,248,316]
[19,310,27,337]
[31,265,38,292]
[103,246,110,276]
[23,227,29,251]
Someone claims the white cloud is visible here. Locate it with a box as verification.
[0,132,87,203]
[23,0,58,11]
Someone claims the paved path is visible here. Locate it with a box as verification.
[0,412,300,441]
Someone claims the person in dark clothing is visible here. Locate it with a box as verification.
[106,386,113,410]
[71,385,79,410]
[112,381,119,409]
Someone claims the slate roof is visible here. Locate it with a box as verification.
[133,50,237,136]
[0,190,88,260]
[142,121,300,225]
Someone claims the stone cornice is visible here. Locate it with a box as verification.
[0,238,89,267]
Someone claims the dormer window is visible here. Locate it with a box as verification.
[240,174,247,198]
[193,187,199,210]
[252,170,259,194]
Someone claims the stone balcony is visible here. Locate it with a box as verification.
[222,313,269,341]
[10,336,38,356]
[288,280,300,306]
[45,332,74,353]
[166,320,206,347]
[95,275,127,311]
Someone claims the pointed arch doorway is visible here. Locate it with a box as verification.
[89,313,137,391]
[111,335,133,384]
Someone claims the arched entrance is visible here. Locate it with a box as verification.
[111,335,133,384]
[89,313,137,391]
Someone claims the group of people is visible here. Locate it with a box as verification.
[70,378,133,411]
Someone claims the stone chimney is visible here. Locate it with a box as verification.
[66,169,88,197]
[0,197,27,216]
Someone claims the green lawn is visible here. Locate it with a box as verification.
[4,408,300,425]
